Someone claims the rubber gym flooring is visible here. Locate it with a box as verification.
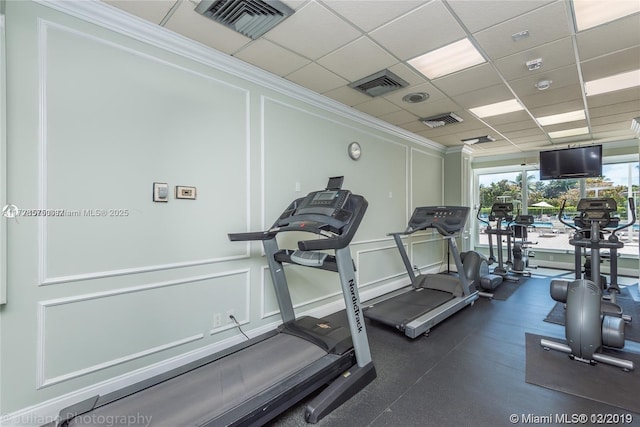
[269,269,640,427]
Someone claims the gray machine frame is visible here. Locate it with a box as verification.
[364,206,479,339]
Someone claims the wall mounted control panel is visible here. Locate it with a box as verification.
[153,182,169,202]
[176,186,197,200]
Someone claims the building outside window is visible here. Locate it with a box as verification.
[475,161,639,258]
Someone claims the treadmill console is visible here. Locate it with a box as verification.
[295,189,351,218]
[489,203,513,221]
[407,206,470,235]
[230,177,367,251]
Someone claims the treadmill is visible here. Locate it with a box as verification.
[364,206,479,339]
[48,177,376,427]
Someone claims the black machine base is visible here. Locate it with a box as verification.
[305,362,377,423]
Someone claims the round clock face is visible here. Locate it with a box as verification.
[348,142,361,160]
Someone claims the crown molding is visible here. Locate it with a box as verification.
[34,0,445,152]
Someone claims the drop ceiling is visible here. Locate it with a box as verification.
[104,0,640,157]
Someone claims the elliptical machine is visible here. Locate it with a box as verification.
[508,214,537,277]
[479,203,519,282]
[540,198,636,371]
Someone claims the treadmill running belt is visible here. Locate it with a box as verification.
[365,289,454,329]
[67,333,327,427]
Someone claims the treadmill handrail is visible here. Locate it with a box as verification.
[238,195,368,251]
[228,231,278,241]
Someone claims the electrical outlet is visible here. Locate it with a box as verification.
[549,255,554,261]
[226,309,235,323]
[213,313,222,328]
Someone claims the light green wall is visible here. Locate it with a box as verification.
[0,1,446,418]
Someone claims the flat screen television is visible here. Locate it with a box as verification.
[539,145,602,180]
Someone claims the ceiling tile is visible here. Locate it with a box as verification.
[104,0,176,24]
[234,39,310,77]
[323,0,423,32]
[451,83,513,109]
[586,88,640,109]
[529,99,586,118]
[164,1,250,54]
[317,37,399,81]
[473,1,571,60]
[369,1,466,61]
[493,36,575,81]
[264,1,361,60]
[581,46,640,82]
[518,84,584,110]
[489,115,540,131]
[286,63,348,93]
[589,99,640,119]
[540,120,588,133]
[378,109,419,126]
[576,13,640,61]
[353,98,402,117]
[447,0,555,33]
[432,63,503,97]
[483,110,533,126]
[509,64,580,98]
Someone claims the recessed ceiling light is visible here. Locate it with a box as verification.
[408,38,485,80]
[548,127,589,139]
[585,69,640,96]
[536,110,586,126]
[402,92,429,103]
[468,99,523,118]
[535,80,552,90]
[573,0,640,31]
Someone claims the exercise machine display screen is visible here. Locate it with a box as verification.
[408,206,470,233]
[296,189,351,217]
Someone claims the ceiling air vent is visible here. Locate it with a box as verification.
[195,0,294,40]
[349,70,409,97]
[461,135,496,145]
[420,112,463,128]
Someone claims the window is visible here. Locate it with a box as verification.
[475,160,639,258]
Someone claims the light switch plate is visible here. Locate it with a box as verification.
[175,185,197,200]
[153,182,169,202]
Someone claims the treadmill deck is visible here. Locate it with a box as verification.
[364,288,454,330]
[67,333,328,427]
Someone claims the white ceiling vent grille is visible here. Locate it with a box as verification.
[420,112,463,128]
[195,0,294,40]
[349,70,409,97]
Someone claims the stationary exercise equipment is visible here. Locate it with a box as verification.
[51,177,376,426]
[562,197,636,321]
[480,203,519,282]
[364,206,479,338]
[459,251,502,296]
[509,214,537,277]
[540,197,636,371]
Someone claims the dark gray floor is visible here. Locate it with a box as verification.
[269,271,640,427]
